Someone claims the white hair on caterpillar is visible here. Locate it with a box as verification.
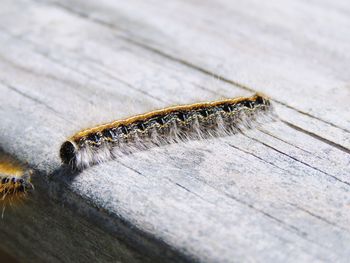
[60,93,276,170]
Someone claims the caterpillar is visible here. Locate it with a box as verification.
[60,93,274,169]
[0,154,33,217]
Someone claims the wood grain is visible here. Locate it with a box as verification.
[0,0,349,262]
[41,0,350,149]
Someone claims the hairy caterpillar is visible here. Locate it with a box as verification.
[0,154,33,217]
[60,93,274,169]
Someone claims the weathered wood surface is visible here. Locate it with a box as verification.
[0,0,349,262]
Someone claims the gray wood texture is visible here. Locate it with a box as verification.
[0,0,349,262]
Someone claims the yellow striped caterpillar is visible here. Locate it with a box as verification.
[0,154,33,217]
[60,93,274,169]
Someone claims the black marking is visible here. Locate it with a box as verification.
[177,112,187,121]
[155,116,166,125]
[120,125,129,135]
[255,95,264,105]
[87,133,101,144]
[243,100,253,108]
[137,122,146,131]
[102,129,114,139]
[1,177,8,184]
[223,104,233,113]
[199,109,210,117]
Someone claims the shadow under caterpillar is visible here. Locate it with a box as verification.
[60,93,275,169]
[0,154,33,217]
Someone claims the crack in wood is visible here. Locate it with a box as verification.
[228,143,291,174]
[288,203,349,232]
[0,81,73,125]
[281,120,350,155]
[247,136,350,187]
[258,128,314,156]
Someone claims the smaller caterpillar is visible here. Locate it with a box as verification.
[0,155,33,217]
[60,93,274,169]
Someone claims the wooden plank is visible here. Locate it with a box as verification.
[0,0,349,262]
[39,0,350,150]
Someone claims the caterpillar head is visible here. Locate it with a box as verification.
[60,140,78,167]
